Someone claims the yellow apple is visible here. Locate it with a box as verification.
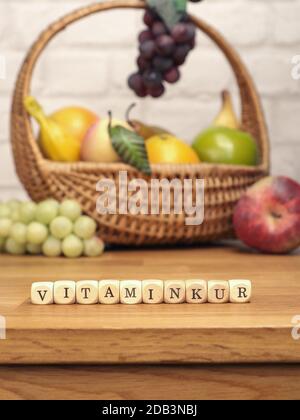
[146,134,200,164]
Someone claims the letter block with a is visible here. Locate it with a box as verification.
[99,280,120,304]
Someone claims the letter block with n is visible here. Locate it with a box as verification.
[164,280,186,304]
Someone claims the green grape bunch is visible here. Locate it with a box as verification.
[0,199,105,258]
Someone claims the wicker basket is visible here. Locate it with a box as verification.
[11,0,270,246]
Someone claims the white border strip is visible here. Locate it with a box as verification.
[0,315,6,340]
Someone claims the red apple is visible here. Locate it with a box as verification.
[233,176,300,254]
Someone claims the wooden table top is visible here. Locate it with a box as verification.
[0,243,299,365]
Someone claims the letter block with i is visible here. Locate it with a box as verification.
[120,281,142,305]
[31,282,54,305]
[208,281,229,304]
[142,280,164,304]
[76,280,99,305]
[54,281,76,305]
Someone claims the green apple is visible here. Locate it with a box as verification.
[193,127,259,166]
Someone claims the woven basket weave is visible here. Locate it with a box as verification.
[11,0,270,246]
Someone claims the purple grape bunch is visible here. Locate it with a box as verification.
[128,8,197,98]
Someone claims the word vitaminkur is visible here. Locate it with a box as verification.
[31,279,252,305]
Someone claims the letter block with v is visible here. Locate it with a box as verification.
[31,282,54,305]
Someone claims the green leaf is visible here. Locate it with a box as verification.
[147,0,187,29]
[110,125,152,176]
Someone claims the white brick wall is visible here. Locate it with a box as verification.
[0,0,300,200]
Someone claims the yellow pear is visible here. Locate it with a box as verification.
[213,90,240,130]
[126,103,172,140]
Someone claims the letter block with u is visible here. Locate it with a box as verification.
[208,281,229,304]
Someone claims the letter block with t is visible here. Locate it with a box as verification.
[76,280,99,305]
[208,281,229,304]
[31,282,54,305]
[120,281,142,305]
[229,280,252,303]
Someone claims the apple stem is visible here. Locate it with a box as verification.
[271,211,283,220]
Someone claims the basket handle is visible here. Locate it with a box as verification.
[12,0,269,170]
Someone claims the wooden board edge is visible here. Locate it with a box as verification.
[0,327,299,365]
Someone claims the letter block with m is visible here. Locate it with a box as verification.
[120,281,142,305]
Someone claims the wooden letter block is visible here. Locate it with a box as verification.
[164,280,186,304]
[76,280,99,305]
[31,282,54,305]
[142,280,164,304]
[99,280,120,305]
[54,281,76,305]
[186,280,207,304]
[208,280,229,304]
[120,280,142,305]
[229,279,252,303]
